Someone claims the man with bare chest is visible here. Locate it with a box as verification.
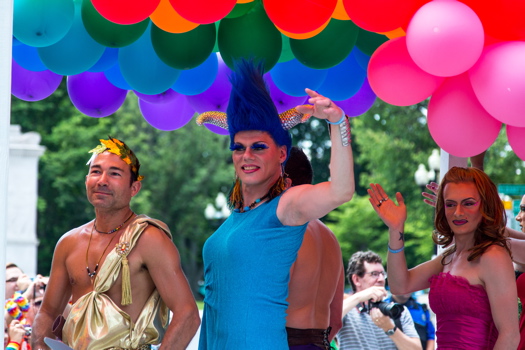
[32,137,200,350]
[284,147,345,350]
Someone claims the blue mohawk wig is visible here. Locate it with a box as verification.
[227,59,292,160]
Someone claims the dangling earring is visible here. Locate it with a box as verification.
[228,175,243,210]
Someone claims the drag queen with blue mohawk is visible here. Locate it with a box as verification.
[197,60,355,349]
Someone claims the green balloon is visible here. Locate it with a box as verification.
[225,1,258,19]
[279,35,295,63]
[151,23,216,70]
[218,1,282,72]
[213,21,220,53]
[290,19,359,70]
[355,28,389,56]
[81,0,148,48]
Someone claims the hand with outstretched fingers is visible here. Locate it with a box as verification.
[368,183,407,231]
[422,181,438,207]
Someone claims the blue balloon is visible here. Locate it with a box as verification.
[317,53,367,101]
[12,44,47,71]
[88,48,119,72]
[13,0,74,47]
[119,24,181,95]
[38,2,105,75]
[12,37,22,46]
[104,63,132,90]
[352,47,371,71]
[269,59,327,97]
[172,53,218,96]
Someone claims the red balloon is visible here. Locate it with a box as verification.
[461,0,525,41]
[343,0,426,33]
[264,0,337,34]
[169,0,236,24]
[91,0,160,25]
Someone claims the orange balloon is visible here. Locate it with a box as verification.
[150,0,199,33]
[237,0,254,3]
[277,20,330,39]
[380,27,406,39]
[332,0,350,20]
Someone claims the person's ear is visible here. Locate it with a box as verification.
[131,181,142,197]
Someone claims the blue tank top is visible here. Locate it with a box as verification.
[199,195,307,349]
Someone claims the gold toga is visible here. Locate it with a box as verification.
[63,215,171,350]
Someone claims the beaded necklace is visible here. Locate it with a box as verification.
[234,192,270,213]
[94,211,134,234]
[86,212,134,279]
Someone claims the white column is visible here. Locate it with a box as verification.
[8,126,46,276]
[437,150,468,255]
[0,0,14,308]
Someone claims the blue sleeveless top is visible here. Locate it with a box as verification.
[199,195,308,349]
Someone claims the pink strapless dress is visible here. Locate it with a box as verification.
[429,272,498,349]
[518,273,525,350]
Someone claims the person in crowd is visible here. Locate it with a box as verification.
[337,251,421,350]
[5,319,29,350]
[369,166,519,349]
[196,59,354,349]
[425,181,525,349]
[386,293,435,350]
[31,137,200,350]
[5,264,23,300]
[284,147,345,350]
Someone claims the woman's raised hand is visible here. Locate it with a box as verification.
[295,88,343,123]
[368,183,407,230]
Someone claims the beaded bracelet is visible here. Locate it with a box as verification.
[388,244,405,254]
[326,113,352,147]
[6,341,21,350]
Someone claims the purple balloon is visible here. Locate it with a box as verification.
[134,89,178,104]
[265,73,308,113]
[67,71,127,118]
[11,59,62,101]
[139,93,195,131]
[204,124,229,136]
[335,78,376,117]
[186,56,232,113]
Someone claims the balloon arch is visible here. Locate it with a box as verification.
[10,0,525,159]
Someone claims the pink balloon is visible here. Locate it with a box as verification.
[67,71,127,118]
[507,125,525,161]
[11,59,62,102]
[427,73,501,158]
[139,93,195,131]
[469,42,525,127]
[407,1,484,77]
[368,37,444,106]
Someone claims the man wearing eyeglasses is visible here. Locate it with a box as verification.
[337,251,421,350]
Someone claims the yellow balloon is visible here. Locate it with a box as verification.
[277,20,330,39]
[332,0,350,21]
[150,0,199,34]
[380,27,406,39]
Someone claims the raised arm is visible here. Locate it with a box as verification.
[141,227,200,350]
[32,238,73,350]
[278,88,355,226]
[480,245,519,350]
[368,184,442,294]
